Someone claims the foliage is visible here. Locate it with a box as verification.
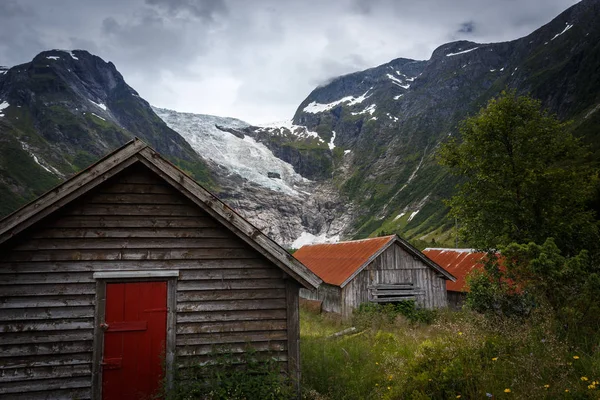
[438,90,598,254]
[166,349,295,400]
[353,301,437,328]
[300,307,600,400]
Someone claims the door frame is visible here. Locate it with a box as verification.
[91,271,178,400]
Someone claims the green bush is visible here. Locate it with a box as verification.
[353,301,437,328]
[167,350,295,400]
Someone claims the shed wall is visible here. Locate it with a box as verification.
[299,283,342,314]
[0,164,293,399]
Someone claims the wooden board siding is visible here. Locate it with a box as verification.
[299,284,342,314]
[0,164,292,399]
[339,243,447,317]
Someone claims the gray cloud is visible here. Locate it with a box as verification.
[0,0,581,123]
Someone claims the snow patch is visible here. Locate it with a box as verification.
[91,113,106,121]
[394,94,403,100]
[328,131,336,151]
[46,56,60,60]
[89,99,107,111]
[408,210,420,221]
[352,104,376,116]
[490,69,496,72]
[0,101,9,117]
[344,149,351,155]
[303,89,371,114]
[291,232,340,249]
[446,47,480,57]
[551,23,573,41]
[394,212,406,221]
[19,142,61,176]
[257,120,322,141]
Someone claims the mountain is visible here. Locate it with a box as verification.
[0,49,211,217]
[1,0,599,248]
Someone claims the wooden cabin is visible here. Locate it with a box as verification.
[422,248,498,308]
[294,235,455,318]
[0,139,321,399]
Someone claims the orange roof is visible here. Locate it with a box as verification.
[422,248,489,292]
[293,236,396,286]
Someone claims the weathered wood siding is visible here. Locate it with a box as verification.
[0,164,295,399]
[299,283,342,314]
[447,291,466,309]
[341,243,448,317]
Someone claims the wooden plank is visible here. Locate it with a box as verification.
[97,183,174,194]
[176,319,286,334]
[0,140,145,245]
[47,215,218,229]
[2,389,91,400]
[166,278,177,393]
[29,227,232,239]
[177,299,286,312]
[0,329,92,345]
[13,237,245,251]
[370,290,425,296]
[64,204,203,217]
[286,279,300,396]
[0,353,92,369]
[0,259,265,273]
[371,297,416,303]
[177,279,286,291]
[137,150,321,289]
[0,341,93,358]
[84,193,188,205]
[0,376,91,395]
[0,319,93,333]
[91,279,105,400]
[0,283,95,296]
[176,352,288,367]
[0,306,94,321]
[177,341,286,357]
[0,295,95,309]
[177,288,286,302]
[176,309,287,323]
[0,272,94,284]
[5,248,258,262]
[0,363,92,382]
[176,330,288,346]
[369,283,414,289]
[112,170,165,184]
[179,268,283,281]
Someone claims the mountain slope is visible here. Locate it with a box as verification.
[0,49,212,216]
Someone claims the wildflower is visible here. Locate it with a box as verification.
[486,393,493,398]
[456,396,461,399]
[387,386,391,390]
[504,388,511,393]
[458,332,463,336]
[565,389,570,393]
[375,362,379,365]
[544,384,550,389]
[593,381,599,385]
[388,375,393,380]
[491,357,498,361]
[567,362,572,366]
[588,384,596,390]
[375,384,379,387]
[581,376,589,382]
[573,355,580,360]
[428,379,432,382]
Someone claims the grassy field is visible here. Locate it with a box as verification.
[300,305,600,400]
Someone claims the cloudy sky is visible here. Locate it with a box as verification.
[0,0,579,124]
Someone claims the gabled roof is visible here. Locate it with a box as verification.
[422,248,489,292]
[294,235,455,288]
[0,138,322,289]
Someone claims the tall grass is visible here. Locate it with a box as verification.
[300,305,600,399]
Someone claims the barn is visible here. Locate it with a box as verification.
[294,235,455,317]
[423,248,499,308]
[0,138,321,399]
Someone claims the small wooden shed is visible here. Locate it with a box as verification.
[423,248,496,308]
[294,235,455,317]
[0,139,321,399]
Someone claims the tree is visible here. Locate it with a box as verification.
[438,91,598,255]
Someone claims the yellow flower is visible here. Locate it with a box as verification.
[387,386,391,390]
[456,396,461,399]
[573,355,580,360]
[581,376,589,381]
[544,384,550,389]
[593,381,599,385]
[567,362,572,366]
[388,375,393,380]
[504,388,511,393]
[565,389,570,393]
[491,357,498,361]
[458,332,463,335]
[375,384,379,387]
[375,362,379,365]
[587,384,596,389]
[428,379,432,382]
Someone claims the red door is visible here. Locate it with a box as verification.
[102,281,167,400]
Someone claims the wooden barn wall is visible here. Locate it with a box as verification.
[0,164,293,399]
[342,243,448,317]
[447,291,466,309]
[299,284,342,314]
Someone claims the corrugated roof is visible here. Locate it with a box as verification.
[422,248,489,292]
[293,236,396,286]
